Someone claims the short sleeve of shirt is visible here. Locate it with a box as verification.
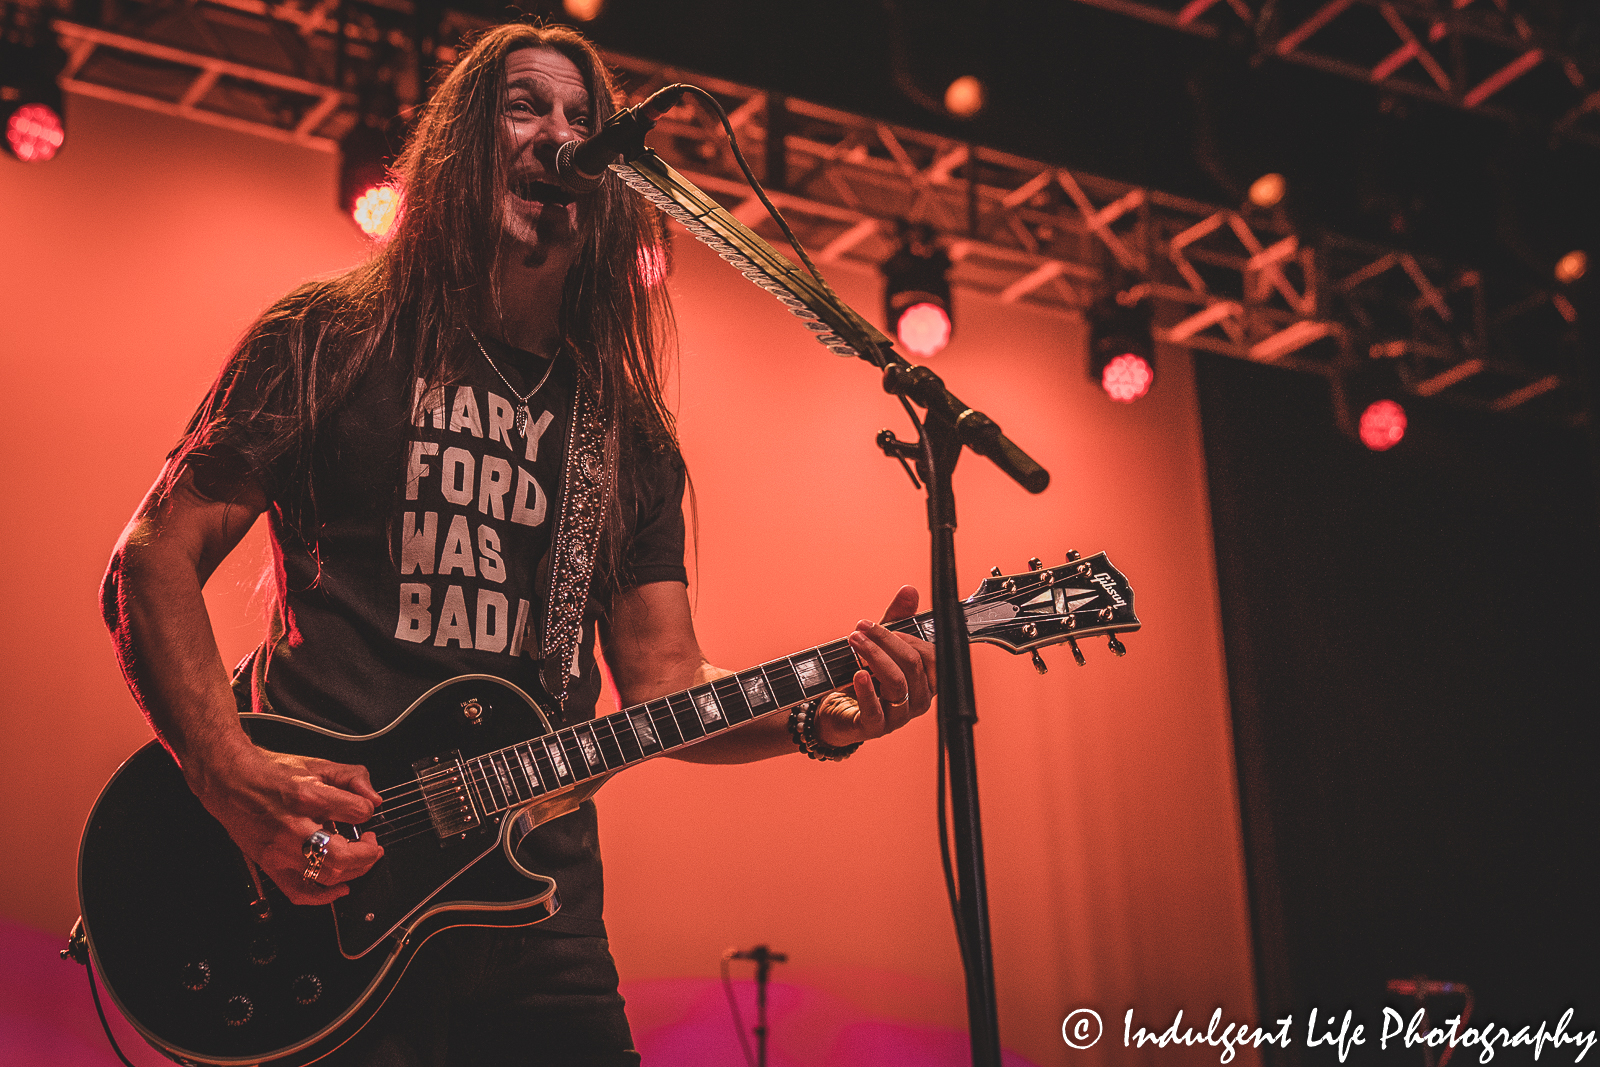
[175,318,304,505]
[624,448,687,589]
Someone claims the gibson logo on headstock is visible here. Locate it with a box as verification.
[1091,572,1126,608]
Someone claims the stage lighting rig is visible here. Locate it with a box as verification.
[1333,344,1410,452]
[882,224,953,358]
[1088,287,1155,403]
[1,13,67,163]
[339,119,402,238]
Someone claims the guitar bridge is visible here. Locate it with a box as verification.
[412,752,481,842]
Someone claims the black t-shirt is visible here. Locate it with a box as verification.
[199,323,686,935]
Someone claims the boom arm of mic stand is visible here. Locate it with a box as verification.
[609,151,1049,495]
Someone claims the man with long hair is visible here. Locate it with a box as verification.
[101,21,935,1065]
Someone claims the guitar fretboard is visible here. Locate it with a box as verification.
[458,615,934,817]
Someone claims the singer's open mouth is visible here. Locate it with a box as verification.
[512,177,576,206]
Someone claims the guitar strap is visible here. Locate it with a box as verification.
[537,375,607,716]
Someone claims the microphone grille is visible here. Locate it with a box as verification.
[555,139,606,193]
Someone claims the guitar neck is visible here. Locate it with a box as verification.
[459,614,935,817]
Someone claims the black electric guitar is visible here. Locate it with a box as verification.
[75,553,1138,1066]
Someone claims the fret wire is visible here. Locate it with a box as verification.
[690,684,728,731]
[756,664,783,710]
[818,639,859,686]
[488,754,513,808]
[771,657,806,707]
[515,742,548,795]
[613,711,645,762]
[499,748,530,799]
[530,738,560,789]
[625,708,659,756]
[559,731,590,780]
[574,723,606,773]
[500,752,524,803]
[488,753,515,805]
[595,715,627,766]
[470,757,501,814]
[739,668,775,716]
[790,646,825,697]
[646,699,682,750]
[667,691,707,741]
[712,675,753,723]
[541,734,573,783]
[611,712,641,763]
[599,718,625,767]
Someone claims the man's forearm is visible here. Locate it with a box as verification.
[102,532,255,786]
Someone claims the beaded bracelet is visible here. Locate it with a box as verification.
[787,697,863,762]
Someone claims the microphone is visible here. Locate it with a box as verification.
[556,84,690,193]
[729,945,788,964]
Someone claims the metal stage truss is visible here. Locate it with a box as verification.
[1066,0,1600,149]
[23,0,1588,423]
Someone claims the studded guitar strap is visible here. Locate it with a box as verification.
[538,378,607,716]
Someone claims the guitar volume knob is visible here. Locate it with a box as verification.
[222,995,254,1027]
[292,973,323,1005]
[247,935,277,966]
[180,960,211,992]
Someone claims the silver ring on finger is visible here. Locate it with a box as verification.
[302,830,333,882]
[302,830,334,861]
[888,695,911,712]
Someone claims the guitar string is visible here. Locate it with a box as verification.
[361,607,1088,831]
[368,651,1130,844]
[367,576,1091,792]
[343,590,1123,843]
[347,598,1122,842]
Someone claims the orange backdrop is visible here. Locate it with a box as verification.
[0,93,1255,1067]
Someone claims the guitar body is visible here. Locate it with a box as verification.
[77,675,590,1067]
[76,553,1140,1067]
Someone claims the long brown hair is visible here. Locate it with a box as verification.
[167,22,678,586]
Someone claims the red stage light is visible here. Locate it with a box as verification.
[351,184,399,239]
[6,103,65,162]
[1101,352,1153,403]
[896,301,951,358]
[1359,399,1406,451]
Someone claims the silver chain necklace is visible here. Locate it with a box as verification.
[467,326,557,438]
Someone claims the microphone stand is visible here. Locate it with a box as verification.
[731,945,786,1067]
[603,135,1049,1067]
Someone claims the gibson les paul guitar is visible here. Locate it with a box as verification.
[74,553,1138,1067]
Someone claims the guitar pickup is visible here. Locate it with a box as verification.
[412,752,481,842]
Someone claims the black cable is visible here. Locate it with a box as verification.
[720,953,759,1067]
[677,85,834,293]
[84,956,145,1067]
[937,656,972,978]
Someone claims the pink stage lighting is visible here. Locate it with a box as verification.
[1101,352,1154,403]
[1359,399,1407,451]
[896,301,952,358]
[5,103,65,162]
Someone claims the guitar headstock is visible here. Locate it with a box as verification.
[962,552,1140,665]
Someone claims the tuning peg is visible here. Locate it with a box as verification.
[1029,650,1048,674]
[1066,549,1081,562]
[1107,635,1126,657]
[990,566,1002,577]
[1067,639,1086,667]
[1027,557,1042,571]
